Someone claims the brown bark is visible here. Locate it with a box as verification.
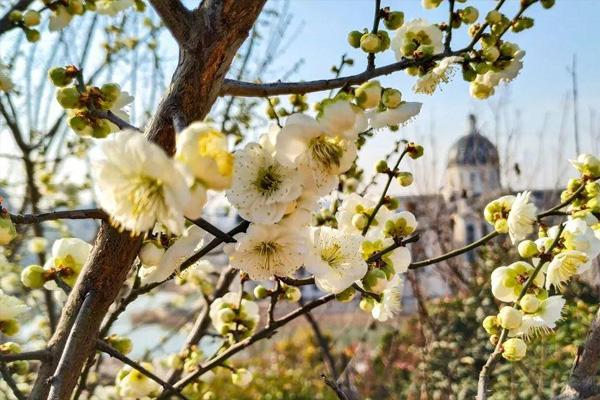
[30,1,266,398]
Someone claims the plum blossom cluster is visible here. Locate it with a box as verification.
[44,0,140,32]
[482,154,600,362]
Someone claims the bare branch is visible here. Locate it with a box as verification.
[0,0,35,36]
[9,209,107,224]
[148,0,192,44]
[0,350,50,362]
[92,110,141,132]
[322,374,351,400]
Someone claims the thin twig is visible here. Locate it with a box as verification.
[0,363,26,400]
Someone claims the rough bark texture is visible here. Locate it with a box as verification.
[30,1,266,398]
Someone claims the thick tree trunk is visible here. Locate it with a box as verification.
[30,1,266,398]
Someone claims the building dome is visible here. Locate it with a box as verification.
[448,115,499,167]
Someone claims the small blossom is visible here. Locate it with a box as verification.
[491,261,544,303]
[507,191,537,243]
[94,131,192,235]
[391,19,443,60]
[304,226,367,294]
[226,142,302,224]
[511,295,565,337]
[336,193,393,239]
[0,289,28,323]
[46,238,92,287]
[209,292,259,338]
[28,237,48,254]
[570,154,600,178]
[545,250,589,290]
[231,368,253,388]
[318,99,367,140]
[116,363,160,399]
[413,56,464,95]
[502,338,527,361]
[371,274,404,322]
[225,222,306,280]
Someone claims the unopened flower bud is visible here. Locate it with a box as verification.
[67,0,85,15]
[284,286,301,302]
[56,87,80,109]
[107,335,133,355]
[253,285,268,300]
[470,82,494,100]
[347,30,362,48]
[422,0,442,9]
[92,120,112,139]
[407,142,424,159]
[512,17,534,32]
[231,368,253,388]
[502,338,527,361]
[520,294,540,314]
[48,67,73,87]
[22,10,41,27]
[494,219,509,234]
[25,28,40,43]
[376,160,389,173]
[489,334,499,346]
[482,46,500,62]
[359,297,374,312]
[381,88,402,109]
[518,240,539,258]
[482,315,499,335]
[101,83,121,103]
[10,360,28,375]
[397,172,413,187]
[139,241,164,267]
[0,342,21,354]
[355,80,382,109]
[540,0,555,8]
[383,11,404,30]
[499,42,518,58]
[21,264,46,289]
[8,10,22,23]
[360,33,382,53]
[462,65,476,82]
[459,6,479,24]
[352,213,369,230]
[218,308,236,323]
[363,269,388,293]
[0,319,20,336]
[498,306,522,330]
[486,10,502,25]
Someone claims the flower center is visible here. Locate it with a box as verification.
[309,135,344,170]
[197,131,233,177]
[321,243,344,269]
[254,241,281,270]
[254,165,283,195]
[128,175,165,217]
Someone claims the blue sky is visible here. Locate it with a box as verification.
[249,0,600,194]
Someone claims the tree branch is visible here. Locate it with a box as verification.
[9,209,107,224]
[148,0,192,44]
[0,363,26,400]
[0,0,35,36]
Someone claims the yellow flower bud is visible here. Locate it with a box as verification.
[22,10,41,27]
[518,240,539,258]
[502,338,527,361]
[520,294,541,314]
[21,265,46,289]
[498,306,522,330]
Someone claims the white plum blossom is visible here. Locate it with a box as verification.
[142,225,205,284]
[225,222,306,280]
[175,122,234,190]
[0,290,29,322]
[371,274,404,322]
[413,56,464,95]
[570,154,600,177]
[507,191,537,244]
[275,112,358,195]
[511,296,566,337]
[470,46,525,99]
[336,193,393,239]
[367,102,422,129]
[545,250,589,290]
[391,19,443,60]
[226,142,303,224]
[94,131,192,235]
[46,238,93,287]
[115,363,160,399]
[318,100,367,140]
[304,226,367,294]
[490,261,544,303]
[559,218,600,262]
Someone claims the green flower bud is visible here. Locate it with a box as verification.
[520,294,540,314]
[22,10,41,27]
[92,120,112,139]
[397,171,413,187]
[253,285,268,300]
[0,216,17,246]
[0,342,21,354]
[486,10,502,25]
[48,67,73,87]
[459,6,479,24]
[359,297,374,312]
[352,213,369,231]
[68,115,89,134]
[422,0,442,9]
[540,0,555,8]
[377,30,391,51]
[470,82,494,100]
[363,269,388,293]
[381,88,402,109]
[407,142,424,159]
[386,197,399,210]
[0,319,20,336]
[376,160,389,173]
[512,17,534,33]
[25,28,40,43]
[101,83,121,103]
[67,0,85,15]
[21,264,46,289]
[518,240,539,258]
[462,65,476,82]
[284,286,301,302]
[8,10,23,23]
[336,287,356,302]
[494,218,509,234]
[107,335,133,355]
[383,11,404,30]
[218,308,236,323]
[502,338,527,361]
[482,46,500,62]
[355,80,382,109]
[482,315,499,335]
[347,30,362,48]
[10,360,28,375]
[56,87,81,109]
[499,42,518,58]
[497,306,522,330]
[360,33,382,53]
